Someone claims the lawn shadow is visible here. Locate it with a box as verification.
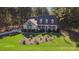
[52,32,62,38]
[22,32,41,38]
[65,29,79,47]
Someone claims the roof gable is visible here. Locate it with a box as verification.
[24,18,37,26]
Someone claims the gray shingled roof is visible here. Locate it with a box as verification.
[25,15,58,25]
[36,15,58,25]
[24,18,37,26]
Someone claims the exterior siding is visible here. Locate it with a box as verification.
[23,24,37,30]
[23,21,37,30]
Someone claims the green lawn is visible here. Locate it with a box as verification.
[0,33,78,51]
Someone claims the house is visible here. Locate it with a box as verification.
[23,15,58,32]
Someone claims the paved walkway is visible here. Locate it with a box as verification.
[0,29,21,38]
[67,30,79,42]
[62,29,79,43]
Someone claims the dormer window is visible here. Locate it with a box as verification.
[46,19,48,23]
[51,19,54,24]
[40,19,42,23]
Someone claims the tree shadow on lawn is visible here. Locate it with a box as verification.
[22,31,62,39]
[51,32,62,38]
[65,29,79,47]
[22,32,38,38]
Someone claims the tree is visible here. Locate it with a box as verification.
[9,7,32,25]
[0,7,32,29]
[32,7,49,16]
[51,7,79,29]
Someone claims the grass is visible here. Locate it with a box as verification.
[0,33,78,51]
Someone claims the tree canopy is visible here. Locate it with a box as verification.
[52,7,79,29]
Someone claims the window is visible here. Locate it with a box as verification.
[27,24,32,29]
[27,22,32,29]
[51,19,54,24]
[40,19,42,23]
[46,19,48,23]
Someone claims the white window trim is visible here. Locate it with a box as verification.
[40,19,42,23]
[46,19,48,23]
[51,19,54,24]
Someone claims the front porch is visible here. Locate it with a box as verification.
[22,24,58,33]
[38,25,58,32]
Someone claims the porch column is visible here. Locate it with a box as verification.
[47,25,49,31]
[44,26,46,32]
[51,26,53,31]
[55,26,57,31]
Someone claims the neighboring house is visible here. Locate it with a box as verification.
[23,15,58,32]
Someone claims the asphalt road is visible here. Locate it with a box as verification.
[0,29,22,38]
